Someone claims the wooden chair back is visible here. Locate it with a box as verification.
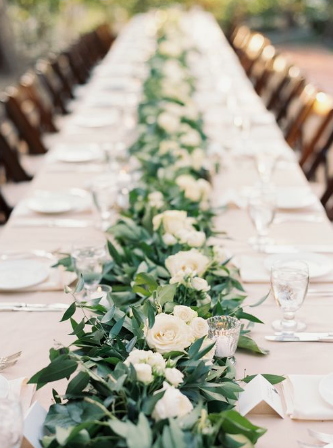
[0,189,12,223]
[239,32,269,76]
[250,44,277,94]
[36,59,68,114]
[0,121,32,182]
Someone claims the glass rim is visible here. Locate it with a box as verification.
[271,259,309,273]
[207,315,241,330]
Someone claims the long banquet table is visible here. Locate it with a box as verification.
[1,11,333,448]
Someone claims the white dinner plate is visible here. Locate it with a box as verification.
[276,187,317,210]
[71,113,118,128]
[0,260,49,291]
[55,146,103,163]
[0,375,9,398]
[319,373,333,407]
[26,189,91,215]
[264,253,333,279]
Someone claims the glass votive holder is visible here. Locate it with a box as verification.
[89,284,112,308]
[207,316,241,364]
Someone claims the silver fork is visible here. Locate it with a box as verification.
[0,351,21,372]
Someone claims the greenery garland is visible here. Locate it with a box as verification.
[30,11,283,448]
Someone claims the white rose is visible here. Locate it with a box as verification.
[190,317,209,339]
[145,313,194,354]
[163,102,184,117]
[175,228,192,244]
[180,129,202,147]
[148,191,164,209]
[159,140,180,155]
[191,277,210,292]
[186,231,206,248]
[176,175,201,202]
[160,210,189,235]
[165,368,184,387]
[125,349,151,366]
[191,148,205,171]
[152,382,193,421]
[162,233,178,246]
[153,213,163,231]
[213,246,228,263]
[134,363,153,384]
[197,179,211,202]
[173,305,197,323]
[159,41,182,58]
[147,352,166,374]
[165,249,210,278]
[157,112,180,134]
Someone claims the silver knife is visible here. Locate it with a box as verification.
[0,303,68,312]
[12,219,95,228]
[266,332,333,342]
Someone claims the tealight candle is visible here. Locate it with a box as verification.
[207,316,241,363]
[90,285,112,308]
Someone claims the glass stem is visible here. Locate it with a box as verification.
[281,311,297,334]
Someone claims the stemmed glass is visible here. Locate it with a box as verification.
[254,149,278,186]
[248,187,276,252]
[0,399,23,448]
[271,260,309,333]
[71,238,107,300]
[91,175,118,231]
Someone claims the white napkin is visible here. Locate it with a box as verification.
[217,188,247,209]
[9,378,36,416]
[238,255,333,284]
[283,375,333,420]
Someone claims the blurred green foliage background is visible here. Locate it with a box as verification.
[6,0,333,59]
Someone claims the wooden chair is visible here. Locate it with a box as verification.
[0,121,32,182]
[239,32,270,77]
[1,72,58,154]
[94,23,115,54]
[49,53,76,100]
[306,121,333,185]
[36,59,69,114]
[0,188,12,223]
[63,44,91,85]
[230,25,251,53]
[249,44,277,94]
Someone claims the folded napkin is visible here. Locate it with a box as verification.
[216,188,247,209]
[238,255,333,284]
[283,375,333,420]
[8,377,36,416]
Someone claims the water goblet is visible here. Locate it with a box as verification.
[71,238,107,299]
[254,148,278,186]
[0,399,23,448]
[91,175,118,230]
[207,316,241,364]
[248,187,276,252]
[271,259,309,333]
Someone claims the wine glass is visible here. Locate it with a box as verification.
[91,175,118,230]
[271,260,309,333]
[254,148,279,185]
[71,239,107,299]
[248,187,276,252]
[0,399,23,448]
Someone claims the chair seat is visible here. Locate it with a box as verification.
[2,181,31,207]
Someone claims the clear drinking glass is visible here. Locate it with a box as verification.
[271,260,309,333]
[248,188,276,252]
[91,175,118,230]
[89,284,112,308]
[0,399,23,448]
[233,115,251,142]
[71,239,107,299]
[207,316,241,364]
[254,149,278,185]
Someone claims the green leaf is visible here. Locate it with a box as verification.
[75,275,85,294]
[242,374,285,385]
[109,315,125,337]
[101,305,116,324]
[221,410,266,444]
[29,356,77,389]
[236,311,263,324]
[134,273,158,294]
[155,284,177,306]
[60,302,76,322]
[249,293,269,308]
[238,335,269,355]
[107,240,122,264]
[142,390,165,415]
[66,371,90,395]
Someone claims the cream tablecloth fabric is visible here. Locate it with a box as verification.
[0,11,332,448]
